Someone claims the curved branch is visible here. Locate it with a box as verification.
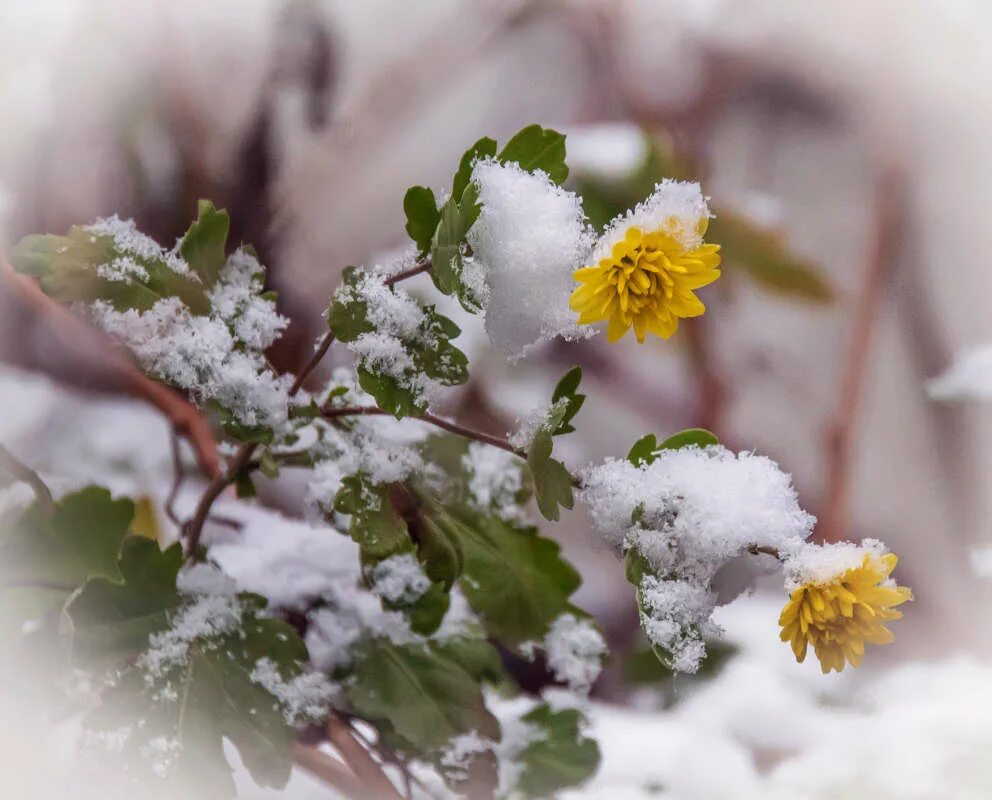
[0,444,54,516]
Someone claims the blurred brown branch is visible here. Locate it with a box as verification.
[818,167,904,543]
[0,255,221,479]
[0,443,53,515]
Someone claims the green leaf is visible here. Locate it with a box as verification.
[417,498,581,646]
[0,486,133,592]
[405,581,451,636]
[527,429,574,522]
[327,266,376,342]
[403,186,441,256]
[452,136,497,200]
[69,537,312,796]
[430,196,470,298]
[627,428,718,466]
[549,366,585,435]
[179,199,230,287]
[709,210,833,302]
[330,269,469,417]
[345,637,500,755]
[66,536,184,667]
[10,227,209,315]
[514,704,600,797]
[626,434,659,467]
[498,124,569,184]
[334,476,410,559]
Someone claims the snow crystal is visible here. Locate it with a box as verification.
[508,396,569,450]
[580,445,815,671]
[138,594,243,678]
[593,179,711,261]
[440,731,493,781]
[333,271,449,409]
[638,577,718,673]
[207,248,288,351]
[91,295,291,428]
[305,601,417,673]
[467,158,595,361]
[463,442,523,518]
[368,553,431,605]
[542,613,607,694]
[249,657,337,724]
[96,256,151,284]
[927,344,992,401]
[85,215,191,277]
[566,122,649,180]
[781,538,889,591]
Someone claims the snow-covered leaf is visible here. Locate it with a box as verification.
[499,124,569,185]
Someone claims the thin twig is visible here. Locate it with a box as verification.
[0,444,54,516]
[327,718,404,800]
[384,259,431,287]
[0,579,76,593]
[322,406,527,459]
[747,544,782,560]
[818,168,903,543]
[289,329,337,396]
[165,429,184,527]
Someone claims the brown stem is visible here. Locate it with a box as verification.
[818,168,903,543]
[292,742,369,800]
[747,544,783,560]
[289,330,336,396]
[0,444,54,516]
[165,429,184,527]
[384,259,432,287]
[327,718,404,800]
[322,405,527,459]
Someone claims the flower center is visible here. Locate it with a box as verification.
[608,239,685,316]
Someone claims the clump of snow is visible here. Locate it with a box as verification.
[333,270,458,410]
[566,122,649,180]
[207,248,288,351]
[508,396,569,450]
[593,179,711,260]
[638,577,718,673]
[138,594,244,679]
[305,371,428,511]
[467,158,595,361]
[463,442,524,519]
[781,538,888,591]
[177,561,239,596]
[542,613,607,694]
[440,731,493,782]
[249,657,337,724]
[927,344,992,401]
[368,553,431,605]
[138,736,182,779]
[580,445,815,671]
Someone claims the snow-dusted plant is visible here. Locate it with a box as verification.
[1,125,910,799]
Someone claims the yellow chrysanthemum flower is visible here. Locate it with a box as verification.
[570,218,721,343]
[779,552,912,673]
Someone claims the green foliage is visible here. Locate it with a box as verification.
[627,428,719,466]
[417,497,582,647]
[178,199,231,287]
[514,704,601,797]
[345,636,501,754]
[334,475,409,559]
[403,186,441,256]
[527,429,574,522]
[68,536,313,797]
[453,136,497,200]
[431,186,485,311]
[10,227,209,315]
[498,125,569,185]
[0,486,133,591]
[549,367,585,435]
[329,267,469,417]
